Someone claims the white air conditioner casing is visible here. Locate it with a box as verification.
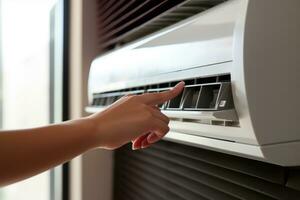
[86,0,300,166]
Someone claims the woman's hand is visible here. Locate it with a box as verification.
[87,81,185,150]
[0,81,184,186]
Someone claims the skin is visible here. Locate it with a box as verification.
[0,81,185,187]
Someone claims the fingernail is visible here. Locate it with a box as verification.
[177,81,185,86]
[132,144,138,150]
[141,139,148,149]
[172,81,185,90]
[147,133,160,144]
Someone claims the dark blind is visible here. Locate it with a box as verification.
[114,141,300,200]
[96,0,227,51]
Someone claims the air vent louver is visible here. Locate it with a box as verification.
[92,74,231,109]
[96,0,227,51]
[90,74,238,126]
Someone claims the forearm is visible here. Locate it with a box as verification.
[0,82,184,187]
[0,118,94,186]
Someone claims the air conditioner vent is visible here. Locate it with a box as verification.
[92,74,232,110]
[90,74,239,126]
[96,0,228,51]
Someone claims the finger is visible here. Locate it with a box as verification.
[147,132,160,144]
[115,94,134,104]
[152,105,167,112]
[147,119,170,142]
[146,106,169,124]
[151,105,160,111]
[141,138,152,149]
[151,118,169,134]
[139,81,185,105]
[132,134,148,150]
[140,81,184,105]
[134,118,169,149]
[123,94,134,98]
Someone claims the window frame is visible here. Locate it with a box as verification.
[49,0,70,200]
[0,0,3,129]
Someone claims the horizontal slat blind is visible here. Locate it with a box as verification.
[96,0,227,51]
[114,141,300,200]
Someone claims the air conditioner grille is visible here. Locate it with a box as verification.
[92,74,230,108]
[96,0,227,51]
[90,74,238,126]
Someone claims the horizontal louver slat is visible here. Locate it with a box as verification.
[96,0,226,51]
[114,141,300,200]
[119,154,241,200]
[119,167,204,200]
[152,142,285,184]
[120,149,276,200]
[132,149,287,199]
[98,0,135,28]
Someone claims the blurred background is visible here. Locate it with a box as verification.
[0,0,66,199]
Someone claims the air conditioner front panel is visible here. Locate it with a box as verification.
[87,0,300,166]
[89,0,238,94]
[88,62,259,146]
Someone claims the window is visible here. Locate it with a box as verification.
[0,0,67,199]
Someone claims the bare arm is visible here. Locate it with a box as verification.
[0,82,184,186]
[0,119,93,186]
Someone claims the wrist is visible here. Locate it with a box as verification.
[78,115,106,149]
[65,117,99,151]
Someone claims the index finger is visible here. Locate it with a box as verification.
[139,81,185,105]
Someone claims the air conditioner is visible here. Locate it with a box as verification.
[86,0,300,166]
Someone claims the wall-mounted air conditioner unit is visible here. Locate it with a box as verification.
[86,0,300,166]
